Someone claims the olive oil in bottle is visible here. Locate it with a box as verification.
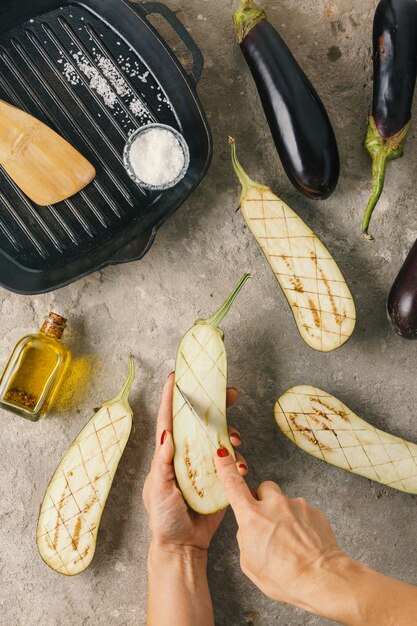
[0,312,70,421]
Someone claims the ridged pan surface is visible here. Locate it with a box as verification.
[0,0,211,293]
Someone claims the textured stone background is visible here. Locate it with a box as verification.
[2,0,417,624]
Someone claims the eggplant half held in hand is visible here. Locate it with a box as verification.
[362,0,417,241]
[173,274,250,514]
[387,239,417,338]
[233,0,339,200]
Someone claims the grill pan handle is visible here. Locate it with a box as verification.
[109,226,156,265]
[139,2,204,84]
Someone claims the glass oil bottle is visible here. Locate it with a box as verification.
[0,312,70,421]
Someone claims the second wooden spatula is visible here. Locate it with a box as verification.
[0,100,96,206]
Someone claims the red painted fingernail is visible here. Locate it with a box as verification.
[160,430,167,445]
[217,447,229,458]
[238,463,247,471]
[231,431,241,441]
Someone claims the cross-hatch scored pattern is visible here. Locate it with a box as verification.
[174,326,227,425]
[173,324,230,511]
[275,385,417,494]
[37,407,132,575]
[39,409,129,514]
[243,191,356,352]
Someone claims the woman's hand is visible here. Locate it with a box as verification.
[144,374,248,626]
[143,372,248,553]
[214,450,417,626]
[214,448,368,624]
[214,449,344,607]
[145,380,417,626]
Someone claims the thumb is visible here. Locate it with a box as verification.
[153,429,175,486]
[215,447,254,519]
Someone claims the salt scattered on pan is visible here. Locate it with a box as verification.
[63,62,79,86]
[97,56,130,97]
[59,49,154,120]
[129,98,147,117]
[58,29,174,121]
[126,127,186,188]
[72,51,118,108]
[138,70,149,83]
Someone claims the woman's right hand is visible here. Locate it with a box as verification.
[215,448,417,626]
[214,448,357,621]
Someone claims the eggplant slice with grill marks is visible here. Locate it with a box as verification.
[37,358,135,575]
[275,385,417,494]
[230,138,355,352]
[173,274,250,514]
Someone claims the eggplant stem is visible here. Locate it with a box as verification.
[229,136,256,191]
[362,152,387,241]
[229,137,269,206]
[233,0,266,43]
[201,273,251,329]
[362,115,410,241]
[107,355,135,405]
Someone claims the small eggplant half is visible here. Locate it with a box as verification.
[362,0,417,240]
[233,0,339,200]
[387,239,417,339]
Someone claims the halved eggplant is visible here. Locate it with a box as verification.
[173,274,250,514]
[37,358,135,575]
[275,385,417,493]
[230,138,356,352]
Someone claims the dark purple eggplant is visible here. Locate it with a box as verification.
[387,239,417,338]
[233,0,339,200]
[362,0,417,241]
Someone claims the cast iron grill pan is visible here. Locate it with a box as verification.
[0,0,211,293]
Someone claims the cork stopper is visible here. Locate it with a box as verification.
[40,312,67,339]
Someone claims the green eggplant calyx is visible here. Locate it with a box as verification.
[233,0,266,44]
[362,116,410,241]
[229,137,269,203]
[105,355,135,406]
[198,273,251,330]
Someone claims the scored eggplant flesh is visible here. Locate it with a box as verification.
[230,139,355,352]
[275,385,417,493]
[174,323,232,512]
[37,357,135,576]
[173,274,250,514]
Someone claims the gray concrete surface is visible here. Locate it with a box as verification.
[1,0,417,624]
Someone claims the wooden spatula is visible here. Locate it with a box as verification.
[0,100,96,206]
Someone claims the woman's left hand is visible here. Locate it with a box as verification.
[143,372,247,553]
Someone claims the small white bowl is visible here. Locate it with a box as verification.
[123,123,190,191]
